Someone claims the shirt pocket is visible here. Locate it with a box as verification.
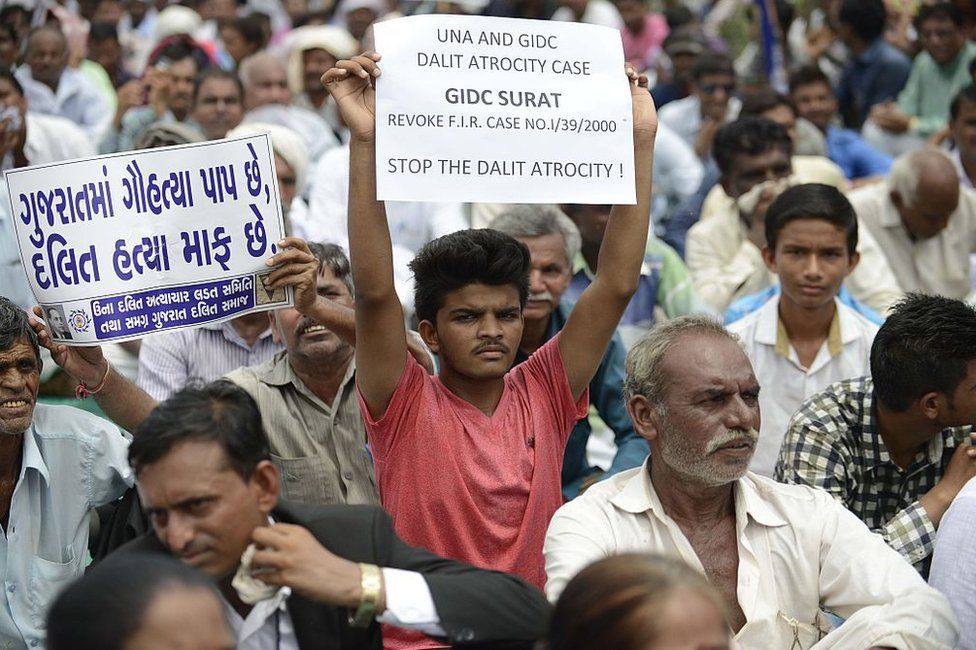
[273,454,338,505]
[777,610,830,650]
[28,551,78,630]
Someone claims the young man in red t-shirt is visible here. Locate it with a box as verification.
[324,50,657,646]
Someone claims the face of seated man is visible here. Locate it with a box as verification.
[138,439,278,580]
[631,332,761,488]
[0,338,40,437]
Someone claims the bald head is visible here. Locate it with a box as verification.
[25,25,68,89]
[239,52,291,109]
[890,150,960,240]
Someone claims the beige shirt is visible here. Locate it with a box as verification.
[544,462,959,649]
[226,352,379,506]
[698,156,848,223]
[850,182,976,299]
[686,195,902,313]
[728,297,877,476]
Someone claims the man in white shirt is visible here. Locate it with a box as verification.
[658,53,741,158]
[686,117,902,313]
[852,148,976,300]
[544,316,958,649]
[15,25,112,144]
[116,380,549,649]
[239,51,339,161]
[729,184,877,476]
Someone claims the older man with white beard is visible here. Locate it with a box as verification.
[543,316,959,649]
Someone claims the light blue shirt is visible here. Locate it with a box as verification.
[0,404,132,648]
[929,476,976,650]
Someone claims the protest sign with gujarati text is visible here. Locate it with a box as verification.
[374,15,636,204]
[6,134,292,344]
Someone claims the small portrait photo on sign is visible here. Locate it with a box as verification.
[43,304,73,340]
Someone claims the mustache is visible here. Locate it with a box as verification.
[474,341,509,354]
[527,291,554,302]
[705,428,759,454]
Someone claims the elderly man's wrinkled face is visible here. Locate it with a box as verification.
[270,265,353,364]
[244,59,292,110]
[138,440,276,580]
[515,233,571,324]
[0,339,40,436]
[641,334,761,487]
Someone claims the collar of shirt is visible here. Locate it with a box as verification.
[20,422,51,487]
[754,296,845,360]
[853,377,963,471]
[257,349,357,403]
[609,458,788,529]
[223,584,293,646]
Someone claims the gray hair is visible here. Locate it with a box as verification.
[0,297,40,367]
[624,316,737,404]
[488,205,581,268]
[307,241,354,296]
[888,149,954,208]
[237,51,285,89]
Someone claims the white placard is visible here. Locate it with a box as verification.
[373,15,635,204]
[5,134,292,344]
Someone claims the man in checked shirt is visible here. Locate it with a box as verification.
[777,293,976,576]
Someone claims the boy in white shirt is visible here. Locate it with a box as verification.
[729,183,878,475]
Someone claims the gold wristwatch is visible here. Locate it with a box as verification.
[349,563,382,628]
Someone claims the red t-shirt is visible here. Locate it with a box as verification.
[358,336,587,647]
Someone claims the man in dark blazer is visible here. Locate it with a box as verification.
[114,380,549,649]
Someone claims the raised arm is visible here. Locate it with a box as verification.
[30,307,157,432]
[323,52,408,419]
[558,68,657,398]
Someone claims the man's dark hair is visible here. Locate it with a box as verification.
[308,241,354,296]
[192,67,243,105]
[409,229,530,324]
[87,21,118,45]
[712,116,793,176]
[148,35,211,74]
[740,88,796,118]
[950,84,976,120]
[837,0,887,43]
[765,184,858,255]
[915,2,963,29]
[129,380,271,478]
[691,52,734,82]
[0,65,24,97]
[0,297,40,366]
[871,294,976,411]
[788,65,832,95]
[47,554,218,650]
[226,15,268,50]
[663,5,695,29]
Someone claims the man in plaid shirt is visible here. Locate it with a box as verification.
[776,294,976,576]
